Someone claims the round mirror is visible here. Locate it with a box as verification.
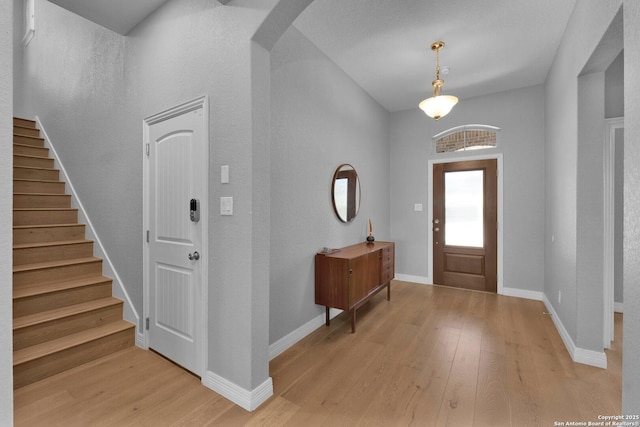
[331,163,361,223]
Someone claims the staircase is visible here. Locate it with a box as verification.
[12,117,135,389]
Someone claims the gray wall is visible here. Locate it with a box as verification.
[545,0,640,412]
[17,0,278,393]
[12,0,23,115]
[390,84,545,293]
[19,0,131,300]
[623,0,640,413]
[576,71,605,351]
[605,51,624,119]
[605,52,624,305]
[269,26,390,344]
[615,128,624,304]
[1,0,14,423]
[10,0,640,412]
[544,0,620,353]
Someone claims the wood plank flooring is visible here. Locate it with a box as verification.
[14,280,622,426]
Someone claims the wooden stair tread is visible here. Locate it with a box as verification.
[14,223,80,230]
[13,134,44,142]
[14,117,36,124]
[13,320,134,366]
[14,208,77,211]
[13,256,101,273]
[14,191,68,195]
[14,165,59,172]
[14,124,37,130]
[13,153,51,160]
[13,297,122,330]
[13,142,47,149]
[13,276,112,299]
[13,239,93,250]
[13,178,61,184]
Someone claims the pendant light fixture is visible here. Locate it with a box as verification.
[419,41,458,120]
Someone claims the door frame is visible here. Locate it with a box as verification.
[603,116,623,348]
[428,153,503,294]
[142,95,209,378]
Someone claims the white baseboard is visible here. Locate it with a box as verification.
[501,287,544,301]
[542,295,607,369]
[614,302,624,313]
[135,332,145,349]
[394,273,432,285]
[203,371,273,412]
[268,276,435,361]
[269,308,342,360]
[35,117,141,334]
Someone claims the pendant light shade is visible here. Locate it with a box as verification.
[419,41,458,120]
[419,94,458,121]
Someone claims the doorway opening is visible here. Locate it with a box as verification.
[432,159,498,292]
[428,153,503,293]
[142,96,209,378]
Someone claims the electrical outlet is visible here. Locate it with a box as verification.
[558,291,562,304]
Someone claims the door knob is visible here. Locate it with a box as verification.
[188,251,200,261]
[433,218,440,224]
[434,227,440,232]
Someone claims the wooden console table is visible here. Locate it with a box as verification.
[315,241,395,333]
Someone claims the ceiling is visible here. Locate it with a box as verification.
[48,0,170,35]
[293,0,577,112]
[47,0,578,112]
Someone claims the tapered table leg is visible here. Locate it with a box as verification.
[350,309,356,333]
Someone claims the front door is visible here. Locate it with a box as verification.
[433,159,497,292]
[147,103,206,376]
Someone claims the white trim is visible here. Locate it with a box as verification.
[614,302,624,313]
[394,273,432,285]
[203,371,273,412]
[269,308,342,360]
[501,287,544,301]
[542,295,607,369]
[142,95,210,376]
[35,117,142,344]
[428,153,504,295]
[603,116,623,348]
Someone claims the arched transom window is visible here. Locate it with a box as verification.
[433,124,500,154]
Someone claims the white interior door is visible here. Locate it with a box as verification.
[147,103,206,376]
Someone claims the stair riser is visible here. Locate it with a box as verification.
[13,167,60,181]
[13,135,45,147]
[14,260,103,288]
[14,303,124,351]
[14,180,66,195]
[13,225,86,244]
[14,155,54,169]
[14,282,112,318]
[13,144,49,157]
[14,242,94,266]
[13,327,135,389]
[13,210,78,226]
[13,118,36,129]
[13,194,71,209]
[14,126,40,137]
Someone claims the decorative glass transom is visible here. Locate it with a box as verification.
[433,124,500,154]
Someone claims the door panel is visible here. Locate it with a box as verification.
[349,255,368,305]
[148,107,204,376]
[433,159,497,292]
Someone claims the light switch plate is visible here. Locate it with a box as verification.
[221,165,229,184]
[414,203,423,212]
[220,197,233,215]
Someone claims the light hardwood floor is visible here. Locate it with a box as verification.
[14,280,622,426]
